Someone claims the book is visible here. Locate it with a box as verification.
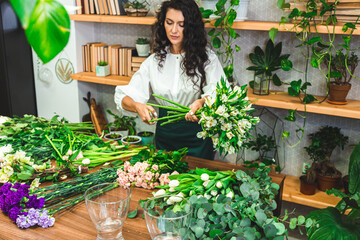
[101,0,109,15]
[116,0,126,15]
[91,43,107,71]
[114,0,120,15]
[76,0,83,14]
[131,62,142,68]
[108,44,122,74]
[94,0,100,14]
[82,45,86,71]
[132,67,140,72]
[127,48,135,76]
[104,46,108,63]
[124,48,128,76]
[98,0,105,14]
[89,0,95,14]
[109,0,116,15]
[132,56,147,63]
[84,0,90,14]
[115,47,120,75]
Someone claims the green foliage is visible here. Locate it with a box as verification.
[324,51,359,84]
[9,0,70,64]
[304,126,348,162]
[349,142,360,195]
[136,37,150,44]
[129,146,189,174]
[244,134,277,162]
[247,39,291,87]
[201,0,241,82]
[106,109,137,135]
[97,61,108,66]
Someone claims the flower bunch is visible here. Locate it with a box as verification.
[148,78,259,156]
[0,183,55,229]
[117,161,179,189]
[0,150,49,183]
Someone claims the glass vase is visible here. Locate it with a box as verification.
[253,74,270,95]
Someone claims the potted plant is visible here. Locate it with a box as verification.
[123,0,149,17]
[95,61,110,77]
[137,131,154,145]
[106,109,136,136]
[247,39,291,95]
[324,50,359,104]
[135,38,150,57]
[243,134,280,173]
[299,162,317,195]
[304,126,349,191]
[103,132,123,141]
[121,135,141,145]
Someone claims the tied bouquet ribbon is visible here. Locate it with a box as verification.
[147,77,260,156]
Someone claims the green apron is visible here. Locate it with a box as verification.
[155,109,214,160]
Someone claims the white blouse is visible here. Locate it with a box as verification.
[114,49,225,116]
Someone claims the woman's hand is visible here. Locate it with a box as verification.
[185,98,205,122]
[135,103,157,125]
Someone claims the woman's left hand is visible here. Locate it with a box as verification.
[185,98,205,122]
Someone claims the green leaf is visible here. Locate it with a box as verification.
[298,216,305,225]
[194,226,204,238]
[349,142,360,194]
[255,209,267,225]
[300,82,311,91]
[127,209,138,218]
[202,9,213,19]
[249,80,254,89]
[212,37,221,49]
[289,218,297,229]
[281,59,293,71]
[9,0,36,28]
[208,28,216,36]
[282,131,290,139]
[273,222,286,235]
[303,94,315,104]
[277,0,285,9]
[305,37,322,45]
[23,0,70,63]
[209,229,223,238]
[272,74,282,86]
[269,28,278,43]
[213,203,225,215]
[307,207,360,240]
[329,71,343,78]
[17,172,33,180]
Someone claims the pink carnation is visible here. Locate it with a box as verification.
[159,173,170,186]
[124,161,130,171]
[152,165,159,171]
[171,171,179,175]
[145,171,154,181]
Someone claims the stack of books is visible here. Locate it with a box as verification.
[81,42,147,77]
[327,0,360,23]
[76,0,125,15]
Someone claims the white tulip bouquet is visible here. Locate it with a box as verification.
[148,78,260,156]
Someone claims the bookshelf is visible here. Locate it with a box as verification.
[247,90,360,119]
[69,15,360,35]
[71,72,131,86]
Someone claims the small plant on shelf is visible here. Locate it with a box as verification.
[123,0,149,17]
[304,125,348,191]
[106,109,136,135]
[136,38,150,57]
[247,39,292,95]
[95,61,110,77]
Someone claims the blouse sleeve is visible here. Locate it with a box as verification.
[114,56,152,117]
[201,51,226,98]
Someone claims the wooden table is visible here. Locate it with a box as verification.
[0,156,285,240]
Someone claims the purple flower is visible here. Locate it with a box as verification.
[16,215,30,229]
[12,183,21,189]
[38,211,55,228]
[0,183,12,195]
[26,208,40,226]
[8,206,21,222]
[17,185,30,196]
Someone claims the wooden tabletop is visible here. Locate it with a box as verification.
[0,156,285,240]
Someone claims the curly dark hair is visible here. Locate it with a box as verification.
[153,0,209,93]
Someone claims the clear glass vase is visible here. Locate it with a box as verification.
[253,74,270,95]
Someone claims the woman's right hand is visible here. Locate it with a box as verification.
[135,103,157,125]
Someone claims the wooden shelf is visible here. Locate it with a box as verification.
[282,175,341,209]
[71,72,131,86]
[69,15,360,35]
[247,90,360,119]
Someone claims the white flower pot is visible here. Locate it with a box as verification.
[95,65,110,77]
[136,43,150,57]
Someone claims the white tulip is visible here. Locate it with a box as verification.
[82,158,91,165]
[169,196,182,203]
[154,189,166,197]
[204,193,212,199]
[169,187,176,192]
[201,173,210,181]
[211,190,218,196]
[203,180,210,188]
[216,181,222,188]
[226,191,234,199]
[169,180,179,188]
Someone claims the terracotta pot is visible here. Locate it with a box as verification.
[317,173,342,191]
[299,176,317,195]
[328,83,351,104]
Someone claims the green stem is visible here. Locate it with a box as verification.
[152,94,190,110]
[45,135,63,159]
[146,103,189,113]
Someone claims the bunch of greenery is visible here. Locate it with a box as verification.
[324,50,359,85]
[201,0,241,82]
[247,39,292,89]
[305,142,360,239]
[136,38,150,44]
[129,146,189,174]
[97,61,108,66]
[106,109,136,135]
[272,0,359,147]
[148,165,310,239]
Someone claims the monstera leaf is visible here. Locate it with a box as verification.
[9,0,70,63]
[306,207,360,240]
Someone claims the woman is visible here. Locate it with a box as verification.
[114,0,225,159]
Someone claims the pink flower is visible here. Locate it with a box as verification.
[154,182,159,187]
[135,177,142,187]
[155,172,160,179]
[171,171,179,175]
[159,173,170,186]
[141,182,149,189]
[145,171,154,181]
[152,165,159,171]
[75,151,84,160]
[139,162,150,172]
[124,161,130,171]
[128,173,135,182]
[149,183,154,189]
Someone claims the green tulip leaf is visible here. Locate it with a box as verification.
[23,0,70,63]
